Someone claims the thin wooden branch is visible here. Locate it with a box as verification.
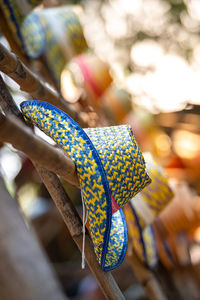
[0,72,125,299]
[0,42,86,126]
[0,112,79,187]
[36,165,125,300]
[0,74,24,121]
[0,74,79,187]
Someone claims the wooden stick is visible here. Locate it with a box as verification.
[0,72,125,300]
[0,111,79,187]
[0,42,86,126]
[0,74,24,121]
[36,165,125,300]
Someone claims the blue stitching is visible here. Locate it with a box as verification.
[104,208,128,271]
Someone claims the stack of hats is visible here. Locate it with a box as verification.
[22,5,88,84]
[152,180,199,269]
[0,0,43,49]
[124,153,174,268]
[0,1,88,84]
[20,99,151,271]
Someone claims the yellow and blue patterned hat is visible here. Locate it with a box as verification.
[124,203,158,268]
[124,153,174,269]
[0,2,88,82]
[21,6,88,83]
[0,0,43,53]
[20,100,151,271]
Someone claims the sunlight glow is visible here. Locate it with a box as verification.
[173,130,200,159]
[127,40,200,112]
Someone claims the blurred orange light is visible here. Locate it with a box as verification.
[60,69,81,103]
[155,132,171,157]
[173,130,200,160]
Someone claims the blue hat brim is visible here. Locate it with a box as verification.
[20,100,129,271]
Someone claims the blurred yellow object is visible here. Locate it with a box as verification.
[154,181,199,238]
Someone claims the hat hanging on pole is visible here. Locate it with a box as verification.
[21,6,88,83]
[20,100,151,271]
[0,0,43,51]
[124,153,174,269]
[0,1,88,84]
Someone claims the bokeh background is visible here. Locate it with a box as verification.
[0,0,200,299]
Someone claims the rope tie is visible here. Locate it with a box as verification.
[81,190,88,269]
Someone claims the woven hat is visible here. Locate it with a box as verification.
[20,100,151,271]
[153,223,176,269]
[0,2,88,83]
[124,203,157,268]
[124,153,173,268]
[0,0,42,50]
[21,6,88,83]
[154,181,200,237]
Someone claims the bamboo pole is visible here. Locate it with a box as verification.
[0,43,86,126]
[0,111,79,187]
[0,74,78,187]
[36,165,125,300]
[0,74,125,300]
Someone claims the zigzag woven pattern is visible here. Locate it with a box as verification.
[123,203,145,259]
[124,203,157,268]
[21,7,88,81]
[0,0,42,49]
[141,153,174,215]
[143,225,157,267]
[21,12,45,58]
[124,153,173,269]
[21,100,150,271]
[87,126,151,207]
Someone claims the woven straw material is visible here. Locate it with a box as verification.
[124,153,173,269]
[0,0,42,49]
[21,6,88,82]
[20,100,151,271]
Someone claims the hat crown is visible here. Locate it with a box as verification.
[87,125,151,208]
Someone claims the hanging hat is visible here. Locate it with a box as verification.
[124,153,173,268]
[153,223,177,269]
[124,203,157,268]
[20,100,151,271]
[1,2,88,83]
[0,0,43,50]
[21,6,88,83]
[135,153,174,219]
